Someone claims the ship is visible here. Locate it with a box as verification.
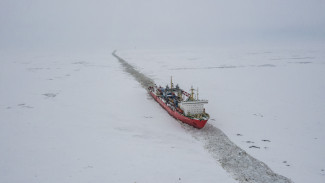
[148,77,209,129]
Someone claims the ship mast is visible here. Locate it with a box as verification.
[170,76,173,91]
[190,86,194,101]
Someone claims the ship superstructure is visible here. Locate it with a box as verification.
[148,77,209,129]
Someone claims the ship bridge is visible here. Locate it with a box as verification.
[179,100,208,115]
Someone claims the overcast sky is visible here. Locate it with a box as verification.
[0,0,324,51]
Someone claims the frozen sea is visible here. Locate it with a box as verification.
[1,45,325,183]
[119,46,325,183]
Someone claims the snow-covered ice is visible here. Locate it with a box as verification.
[118,46,325,183]
[0,51,236,183]
[114,51,291,182]
[1,45,324,183]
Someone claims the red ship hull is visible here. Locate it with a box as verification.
[150,91,208,129]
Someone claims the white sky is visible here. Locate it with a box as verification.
[0,0,324,51]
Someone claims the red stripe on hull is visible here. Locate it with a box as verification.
[150,92,208,129]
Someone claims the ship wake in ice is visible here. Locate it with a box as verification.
[113,51,292,183]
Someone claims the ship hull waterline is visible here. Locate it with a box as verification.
[149,91,208,129]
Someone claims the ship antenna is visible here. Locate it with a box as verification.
[197,87,199,100]
[170,76,173,90]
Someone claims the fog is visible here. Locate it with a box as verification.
[1,0,324,52]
